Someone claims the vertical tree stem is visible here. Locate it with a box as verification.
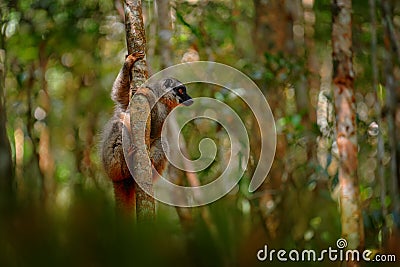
[124,0,154,221]
[0,31,14,202]
[331,0,364,261]
[124,0,149,89]
[369,0,388,241]
[381,0,400,225]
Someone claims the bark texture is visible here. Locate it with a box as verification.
[129,90,154,221]
[124,0,154,221]
[125,0,148,90]
[331,0,364,260]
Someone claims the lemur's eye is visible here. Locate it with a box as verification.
[178,88,183,95]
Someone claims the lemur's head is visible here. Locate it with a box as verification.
[157,78,193,107]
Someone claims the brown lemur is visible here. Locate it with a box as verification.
[101,52,193,208]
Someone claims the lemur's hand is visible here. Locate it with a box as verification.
[125,51,145,68]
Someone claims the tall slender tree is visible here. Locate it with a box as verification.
[0,54,13,197]
[124,0,154,221]
[369,0,388,241]
[381,0,400,226]
[0,8,14,201]
[331,0,364,264]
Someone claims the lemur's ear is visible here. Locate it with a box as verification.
[163,78,174,89]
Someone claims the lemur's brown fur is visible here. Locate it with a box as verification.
[101,52,193,210]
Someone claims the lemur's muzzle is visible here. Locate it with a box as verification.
[182,98,193,106]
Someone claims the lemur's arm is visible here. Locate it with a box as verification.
[111,52,144,110]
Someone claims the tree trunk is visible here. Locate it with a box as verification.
[157,0,173,69]
[331,0,364,264]
[253,0,294,56]
[369,0,388,241]
[0,33,13,202]
[303,0,319,123]
[125,0,149,89]
[124,0,154,221]
[381,0,400,226]
[128,90,154,221]
[38,41,55,202]
[380,0,400,61]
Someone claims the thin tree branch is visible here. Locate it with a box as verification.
[124,0,154,221]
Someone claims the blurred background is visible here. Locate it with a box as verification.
[0,0,400,266]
